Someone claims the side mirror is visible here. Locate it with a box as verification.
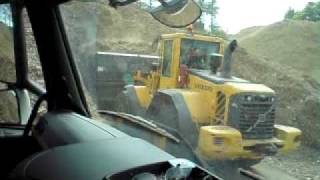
[0,82,31,125]
[0,89,19,124]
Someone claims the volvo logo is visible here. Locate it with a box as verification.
[246,114,267,132]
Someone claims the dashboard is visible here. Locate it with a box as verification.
[12,137,220,180]
[11,111,221,179]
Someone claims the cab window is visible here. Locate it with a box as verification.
[162,40,173,76]
[0,4,18,124]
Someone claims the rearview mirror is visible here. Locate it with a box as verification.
[150,0,202,28]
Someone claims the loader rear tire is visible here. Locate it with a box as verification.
[114,86,145,116]
[146,90,198,147]
[114,91,130,113]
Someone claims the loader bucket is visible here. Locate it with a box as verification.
[150,0,202,28]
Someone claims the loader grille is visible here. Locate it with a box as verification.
[229,94,276,139]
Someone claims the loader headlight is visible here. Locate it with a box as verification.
[271,97,275,102]
[244,95,253,102]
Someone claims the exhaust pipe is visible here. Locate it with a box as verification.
[219,40,237,78]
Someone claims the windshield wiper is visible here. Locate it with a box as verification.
[98,110,180,143]
[98,110,216,171]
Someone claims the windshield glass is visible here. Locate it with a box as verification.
[60,0,319,179]
[180,38,220,70]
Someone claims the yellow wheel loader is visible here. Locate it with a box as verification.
[116,32,302,167]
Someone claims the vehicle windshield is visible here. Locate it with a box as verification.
[180,39,220,70]
[59,0,319,179]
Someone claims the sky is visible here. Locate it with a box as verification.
[215,0,318,34]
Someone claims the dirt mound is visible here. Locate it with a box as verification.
[235,20,320,82]
[62,1,176,55]
[96,4,176,54]
[231,26,263,41]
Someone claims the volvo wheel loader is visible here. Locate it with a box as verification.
[116,32,302,166]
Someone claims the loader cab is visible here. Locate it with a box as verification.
[159,33,224,89]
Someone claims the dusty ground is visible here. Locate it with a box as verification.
[261,146,320,180]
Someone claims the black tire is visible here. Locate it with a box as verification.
[114,91,130,113]
[114,90,146,116]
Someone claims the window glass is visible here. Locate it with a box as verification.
[60,1,99,117]
[59,1,319,179]
[180,39,220,70]
[162,40,173,76]
[23,9,45,89]
[0,4,19,124]
[0,4,15,83]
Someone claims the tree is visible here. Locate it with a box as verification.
[293,11,305,20]
[0,4,12,26]
[284,1,320,22]
[197,0,218,32]
[284,8,295,19]
[303,2,320,21]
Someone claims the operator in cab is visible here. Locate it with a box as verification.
[209,53,223,74]
[187,47,200,68]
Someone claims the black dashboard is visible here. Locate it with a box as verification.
[10,112,221,180]
[13,138,220,180]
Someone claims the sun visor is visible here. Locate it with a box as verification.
[150,0,202,28]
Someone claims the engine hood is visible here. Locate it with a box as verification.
[189,69,249,84]
[225,82,275,94]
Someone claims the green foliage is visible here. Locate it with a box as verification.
[284,8,295,19]
[293,11,305,20]
[285,1,320,21]
[210,27,228,39]
[197,0,219,33]
[194,27,227,40]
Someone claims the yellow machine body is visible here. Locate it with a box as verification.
[130,33,301,161]
[198,125,301,160]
